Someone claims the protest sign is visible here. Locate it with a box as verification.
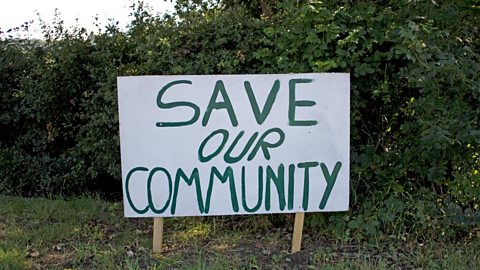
[118,73,350,218]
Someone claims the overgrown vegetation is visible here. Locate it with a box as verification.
[0,0,479,242]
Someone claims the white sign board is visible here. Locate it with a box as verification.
[118,73,350,217]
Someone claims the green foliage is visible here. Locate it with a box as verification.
[0,0,479,239]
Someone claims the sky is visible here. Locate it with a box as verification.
[0,0,175,36]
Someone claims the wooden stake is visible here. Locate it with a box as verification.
[153,217,164,253]
[291,212,305,253]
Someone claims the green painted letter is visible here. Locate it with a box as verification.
[288,164,295,210]
[202,80,238,127]
[171,168,205,215]
[265,164,286,211]
[224,131,258,164]
[298,162,319,210]
[205,167,239,213]
[147,167,172,214]
[244,79,280,125]
[247,128,285,161]
[319,162,342,209]
[156,80,200,127]
[288,78,317,126]
[125,167,149,214]
[198,129,229,162]
[241,166,263,213]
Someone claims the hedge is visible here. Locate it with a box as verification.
[0,0,478,240]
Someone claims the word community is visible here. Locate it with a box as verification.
[125,161,342,215]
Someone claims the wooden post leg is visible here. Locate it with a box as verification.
[153,217,164,253]
[291,212,305,253]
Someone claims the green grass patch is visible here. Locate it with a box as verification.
[0,195,478,269]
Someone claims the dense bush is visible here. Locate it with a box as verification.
[0,0,478,240]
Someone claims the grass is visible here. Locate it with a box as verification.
[0,195,479,269]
